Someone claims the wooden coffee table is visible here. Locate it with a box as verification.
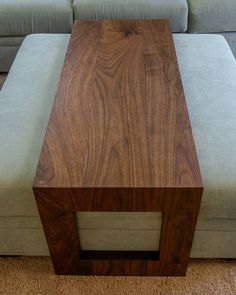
[33,20,203,276]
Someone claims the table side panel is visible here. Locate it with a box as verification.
[34,186,202,275]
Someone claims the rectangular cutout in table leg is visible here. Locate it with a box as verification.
[76,212,162,252]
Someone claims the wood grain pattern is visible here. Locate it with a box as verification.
[33,20,203,276]
[34,20,202,189]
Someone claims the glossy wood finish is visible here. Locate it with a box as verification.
[33,20,203,276]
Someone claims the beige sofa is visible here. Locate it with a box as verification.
[1,0,236,72]
[0,33,235,257]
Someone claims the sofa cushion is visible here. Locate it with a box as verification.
[174,34,236,219]
[0,228,235,258]
[188,0,236,33]
[1,217,236,257]
[73,0,188,32]
[1,214,235,232]
[1,33,236,258]
[0,0,73,37]
[0,34,70,217]
[0,37,25,72]
[221,32,236,58]
[0,33,236,220]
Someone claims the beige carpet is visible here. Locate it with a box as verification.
[0,257,235,295]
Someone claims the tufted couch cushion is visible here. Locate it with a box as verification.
[0,0,73,37]
[73,0,189,32]
[188,0,236,33]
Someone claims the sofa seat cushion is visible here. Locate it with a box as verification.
[0,37,25,72]
[174,34,236,219]
[0,34,70,217]
[1,33,236,258]
[220,32,236,58]
[1,214,236,232]
[188,0,236,33]
[0,0,73,37]
[1,215,236,257]
[0,34,236,221]
[73,0,188,32]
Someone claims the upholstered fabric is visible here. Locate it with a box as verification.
[174,34,236,211]
[188,0,236,33]
[221,32,236,58]
[0,47,20,72]
[0,214,236,257]
[73,0,188,32]
[0,34,70,217]
[0,37,24,47]
[0,37,24,71]
[0,0,73,37]
[1,226,236,258]
[0,33,236,257]
[0,229,49,256]
[1,34,235,73]
[1,214,235,231]
[77,212,162,230]
[1,34,236,219]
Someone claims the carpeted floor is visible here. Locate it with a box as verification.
[0,257,235,295]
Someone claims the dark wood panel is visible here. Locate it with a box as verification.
[33,20,203,276]
[80,251,160,260]
[34,186,202,275]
